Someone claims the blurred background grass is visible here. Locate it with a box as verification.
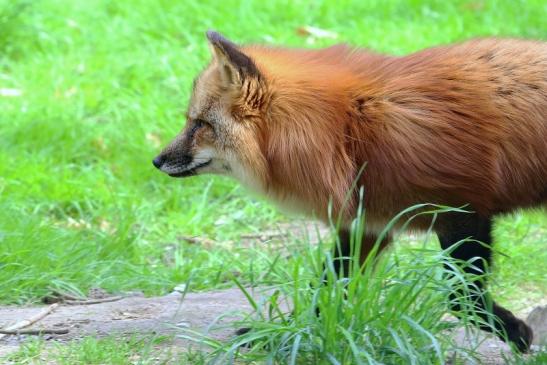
[0,0,545,305]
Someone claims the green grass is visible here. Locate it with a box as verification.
[4,335,187,364]
[0,0,546,363]
[1,0,545,304]
[3,210,544,364]
[5,335,547,365]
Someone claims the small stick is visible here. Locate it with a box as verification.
[178,235,216,246]
[240,232,288,240]
[64,296,124,305]
[0,303,59,340]
[0,328,70,335]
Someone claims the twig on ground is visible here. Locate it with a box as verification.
[0,328,70,335]
[0,303,59,340]
[240,231,288,240]
[64,296,124,305]
[178,235,217,248]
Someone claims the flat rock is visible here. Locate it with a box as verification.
[527,305,547,346]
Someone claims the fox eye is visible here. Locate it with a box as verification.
[195,119,212,128]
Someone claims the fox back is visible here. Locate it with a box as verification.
[154,32,547,231]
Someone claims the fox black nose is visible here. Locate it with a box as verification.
[152,155,164,169]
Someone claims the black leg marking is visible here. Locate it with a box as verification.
[437,213,533,352]
[332,228,353,279]
[329,229,390,280]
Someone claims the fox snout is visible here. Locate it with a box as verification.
[152,150,212,178]
[152,151,192,171]
[152,133,213,179]
[152,153,191,172]
[152,155,166,169]
[152,125,217,179]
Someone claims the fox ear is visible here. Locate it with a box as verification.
[206,30,260,87]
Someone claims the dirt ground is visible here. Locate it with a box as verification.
[0,288,253,359]
[0,287,545,364]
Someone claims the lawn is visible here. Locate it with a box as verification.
[0,0,546,363]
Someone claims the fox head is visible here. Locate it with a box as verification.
[153,31,270,192]
[153,31,358,218]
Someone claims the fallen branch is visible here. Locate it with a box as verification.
[0,303,59,340]
[0,328,69,335]
[64,296,124,306]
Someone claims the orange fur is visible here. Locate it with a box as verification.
[233,39,547,228]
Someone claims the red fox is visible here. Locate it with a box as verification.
[153,31,547,352]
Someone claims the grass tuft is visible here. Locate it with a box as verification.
[178,206,520,364]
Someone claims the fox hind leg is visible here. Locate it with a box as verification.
[436,212,533,352]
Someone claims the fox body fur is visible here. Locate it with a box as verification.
[154,32,547,351]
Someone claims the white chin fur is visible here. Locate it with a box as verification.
[227,158,264,194]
